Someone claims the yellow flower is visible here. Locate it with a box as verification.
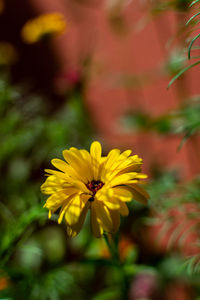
[0,42,17,65]
[41,141,149,238]
[21,13,67,44]
[0,0,4,14]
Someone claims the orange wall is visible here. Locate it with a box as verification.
[29,0,200,178]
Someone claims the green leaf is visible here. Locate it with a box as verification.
[177,128,196,151]
[168,61,200,88]
[188,33,200,59]
[0,206,46,263]
[189,0,200,7]
[186,12,200,25]
[183,255,200,275]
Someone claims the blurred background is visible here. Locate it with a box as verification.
[0,0,200,299]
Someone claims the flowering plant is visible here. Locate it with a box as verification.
[41,141,149,237]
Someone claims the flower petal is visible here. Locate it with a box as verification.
[96,188,121,210]
[100,149,120,180]
[119,202,129,216]
[44,189,73,211]
[91,201,104,238]
[110,210,120,233]
[65,193,89,226]
[58,193,77,224]
[51,158,69,173]
[45,169,69,180]
[90,141,102,180]
[70,179,90,193]
[112,187,133,202]
[103,198,121,210]
[90,141,102,159]
[125,184,149,204]
[41,175,66,195]
[70,147,93,181]
[62,149,88,182]
[66,201,90,237]
[108,173,138,187]
[94,201,113,233]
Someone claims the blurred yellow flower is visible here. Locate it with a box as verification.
[41,141,149,238]
[21,13,67,44]
[0,42,17,65]
[0,276,9,291]
[0,0,4,14]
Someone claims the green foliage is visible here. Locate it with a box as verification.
[188,33,200,59]
[0,74,96,299]
[190,0,200,7]
[168,61,200,88]
[1,0,200,297]
[184,254,200,276]
[122,96,200,149]
[121,110,173,134]
[168,0,200,86]
[145,174,200,276]
[146,172,177,209]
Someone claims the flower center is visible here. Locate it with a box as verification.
[86,180,104,196]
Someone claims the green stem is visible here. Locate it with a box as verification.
[103,233,119,260]
[103,233,129,299]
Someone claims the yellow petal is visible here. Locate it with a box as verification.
[107,150,132,173]
[70,148,93,181]
[72,179,90,193]
[108,173,137,187]
[41,175,66,195]
[45,169,69,180]
[94,201,113,232]
[117,163,142,175]
[62,150,86,180]
[101,197,120,210]
[110,210,120,233]
[80,149,93,176]
[51,158,69,173]
[120,149,132,158]
[48,210,52,219]
[96,188,121,209]
[125,184,149,204]
[90,141,102,180]
[112,187,133,202]
[66,200,90,237]
[91,202,104,238]
[58,193,77,224]
[64,193,88,226]
[136,173,148,179]
[119,202,129,216]
[106,154,142,179]
[100,149,120,180]
[90,141,102,158]
[44,189,70,211]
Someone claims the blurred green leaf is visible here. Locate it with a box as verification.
[186,12,200,25]
[168,61,200,88]
[190,0,200,7]
[0,206,46,263]
[93,288,121,300]
[188,33,200,59]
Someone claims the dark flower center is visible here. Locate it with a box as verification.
[86,180,104,196]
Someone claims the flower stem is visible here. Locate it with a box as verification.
[103,233,129,299]
[103,232,119,260]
